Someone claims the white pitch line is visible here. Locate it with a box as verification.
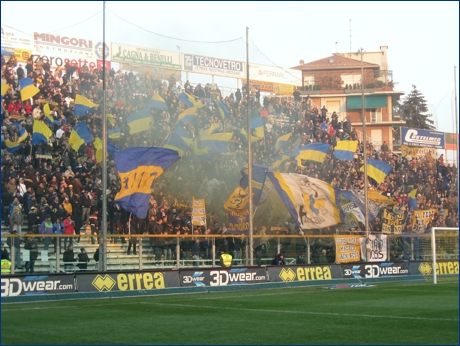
[141,302,459,322]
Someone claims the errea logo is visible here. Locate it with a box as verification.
[279,268,296,282]
[92,275,116,292]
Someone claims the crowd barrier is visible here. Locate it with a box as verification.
[2,260,458,297]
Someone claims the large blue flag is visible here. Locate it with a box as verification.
[114,147,180,218]
[240,163,269,207]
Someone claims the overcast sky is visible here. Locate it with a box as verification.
[1,1,459,134]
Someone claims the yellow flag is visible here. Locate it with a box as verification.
[224,187,250,210]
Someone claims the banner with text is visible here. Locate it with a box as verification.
[401,127,444,149]
[412,209,437,234]
[183,54,245,78]
[120,63,181,81]
[180,267,266,287]
[444,132,458,151]
[192,197,206,227]
[111,43,181,70]
[1,25,34,51]
[247,63,302,86]
[334,235,361,263]
[242,79,295,95]
[1,274,75,297]
[410,260,459,277]
[228,209,250,234]
[342,262,409,279]
[268,264,342,282]
[382,209,405,234]
[360,234,388,262]
[401,145,437,161]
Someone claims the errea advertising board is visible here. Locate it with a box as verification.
[401,127,444,149]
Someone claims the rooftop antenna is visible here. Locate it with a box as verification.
[349,19,352,54]
[335,42,338,53]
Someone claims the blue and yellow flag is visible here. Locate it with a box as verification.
[275,133,291,151]
[240,163,269,207]
[108,127,121,139]
[1,83,8,100]
[240,127,262,143]
[341,190,379,222]
[360,159,392,184]
[74,94,99,116]
[128,108,151,135]
[178,107,198,123]
[178,92,203,108]
[250,116,264,138]
[270,151,291,170]
[164,133,191,156]
[19,78,40,101]
[32,120,52,145]
[267,172,342,229]
[69,123,93,152]
[3,131,29,153]
[409,188,418,211]
[216,100,230,120]
[200,123,220,137]
[147,93,168,111]
[200,132,233,154]
[193,140,212,162]
[295,143,330,165]
[114,147,180,218]
[107,138,119,157]
[333,140,358,161]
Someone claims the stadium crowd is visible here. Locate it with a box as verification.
[1,53,458,266]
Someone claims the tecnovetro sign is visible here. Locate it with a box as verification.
[401,127,444,149]
[183,54,245,78]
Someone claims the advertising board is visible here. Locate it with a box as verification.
[1,274,76,297]
[1,25,34,51]
[247,63,302,86]
[111,43,181,70]
[183,54,245,78]
[180,267,266,287]
[341,262,409,279]
[75,270,180,292]
[267,265,342,282]
[401,127,444,149]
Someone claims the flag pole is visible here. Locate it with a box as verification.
[454,66,459,191]
[101,0,108,271]
[246,26,254,266]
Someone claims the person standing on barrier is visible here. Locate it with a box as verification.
[220,250,232,268]
[24,233,38,274]
[272,253,286,266]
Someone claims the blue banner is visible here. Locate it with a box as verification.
[401,127,444,149]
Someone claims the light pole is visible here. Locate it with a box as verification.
[359,48,370,261]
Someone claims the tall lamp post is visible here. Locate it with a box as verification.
[359,48,370,260]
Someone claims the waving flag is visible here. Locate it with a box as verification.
[69,123,93,152]
[200,132,233,154]
[200,123,220,137]
[107,138,119,157]
[333,140,358,161]
[147,93,168,111]
[267,173,342,229]
[360,159,392,184]
[164,133,191,156]
[250,116,265,138]
[295,143,330,165]
[341,190,379,222]
[193,140,212,162]
[270,151,291,170]
[3,131,29,153]
[114,147,180,218]
[19,78,40,101]
[32,120,52,145]
[1,83,8,100]
[108,127,121,139]
[74,94,98,116]
[409,188,418,211]
[128,108,151,135]
[240,163,269,207]
[178,107,198,123]
[178,92,203,108]
[216,100,230,120]
[275,133,291,151]
[240,127,262,142]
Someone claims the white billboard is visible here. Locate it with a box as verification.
[111,43,181,70]
[33,32,110,60]
[248,63,302,86]
[1,25,34,50]
[183,54,245,78]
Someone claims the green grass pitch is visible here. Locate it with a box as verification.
[2,279,458,345]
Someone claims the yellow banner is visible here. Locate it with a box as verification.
[191,197,206,226]
[382,209,405,234]
[412,209,437,234]
[223,186,250,210]
[334,235,361,263]
[242,79,295,95]
[2,47,32,62]
[401,145,436,161]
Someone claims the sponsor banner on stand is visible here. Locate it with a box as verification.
[180,267,266,287]
[242,79,295,95]
[76,270,180,293]
[334,235,361,263]
[1,274,76,297]
[34,32,110,60]
[32,53,111,71]
[120,63,181,80]
[401,145,437,161]
[342,262,410,279]
[401,127,444,149]
[411,260,459,276]
[111,43,181,70]
[247,63,302,86]
[444,132,458,151]
[1,46,32,62]
[1,25,34,51]
[183,54,245,78]
[268,265,342,282]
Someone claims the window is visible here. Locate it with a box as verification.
[370,109,382,123]
[303,75,315,86]
[341,74,361,87]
